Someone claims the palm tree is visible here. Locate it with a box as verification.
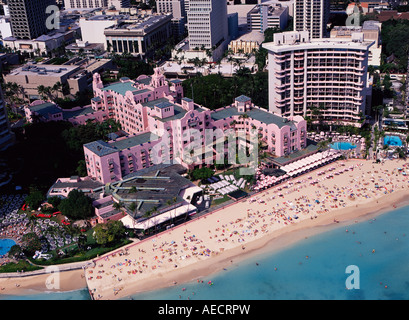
[18,85,27,103]
[205,48,213,60]
[394,147,406,159]
[317,139,330,160]
[37,85,45,99]
[112,201,123,211]
[37,85,49,100]
[192,57,201,73]
[52,82,63,99]
[372,104,384,125]
[233,58,243,73]
[227,54,234,75]
[128,202,137,215]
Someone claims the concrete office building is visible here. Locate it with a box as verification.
[4,59,113,99]
[157,0,186,18]
[8,0,57,39]
[104,14,172,57]
[156,0,186,36]
[293,0,329,39]
[247,2,289,33]
[63,0,130,9]
[263,31,374,126]
[79,15,124,50]
[187,0,228,50]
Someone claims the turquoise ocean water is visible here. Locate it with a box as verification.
[2,205,409,300]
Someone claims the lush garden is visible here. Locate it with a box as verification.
[0,189,133,272]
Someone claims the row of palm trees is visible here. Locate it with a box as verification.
[2,81,68,109]
[36,81,66,100]
[2,81,28,113]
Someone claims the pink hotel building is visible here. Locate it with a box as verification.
[84,68,307,184]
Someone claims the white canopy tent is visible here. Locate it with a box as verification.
[121,204,197,230]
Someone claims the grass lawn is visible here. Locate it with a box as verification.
[210,194,231,207]
[0,260,43,273]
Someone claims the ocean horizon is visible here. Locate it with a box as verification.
[2,204,409,300]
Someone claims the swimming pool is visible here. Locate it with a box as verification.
[330,142,357,150]
[0,239,16,256]
[384,135,403,147]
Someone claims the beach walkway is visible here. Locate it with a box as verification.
[0,260,95,279]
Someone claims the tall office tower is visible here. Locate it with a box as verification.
[0,89,15,151]
[64,0,107,9]
[294,0,330,39]
[8,0,57,40]
[263,31,374,126]
[157,0,186,36]
[187,0,228,49]
[157,0,186,18]
[64,0,129,9]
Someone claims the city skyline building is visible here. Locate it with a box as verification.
[104,14,172,57]
[293,0,330,39]
[63,0,130,9]
[156,0,186,36]
[187,0,228,50]
[8,0,57,40]
[263,31,374,126]
[247,2,289,33]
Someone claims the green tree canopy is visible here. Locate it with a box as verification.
[47,195,62,208]
[182,72,268,110]
[21,232,41,256]
[25,189,45,210]
[381,19,409,72]
[190,167,214,181]
[8,244,23,259]
[93,220,126,246]
[58,189,94,220]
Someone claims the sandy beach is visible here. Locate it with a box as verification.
[0,269,87,296]
[1,159,409,300]
[86,159,409,300]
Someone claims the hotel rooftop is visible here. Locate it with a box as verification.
[84,132,160,157]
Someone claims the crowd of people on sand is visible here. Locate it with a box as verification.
[84,160,409,299]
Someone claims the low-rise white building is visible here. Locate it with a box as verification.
[79,15,125,50]
[0,16,12,39]
[2,27,79,56]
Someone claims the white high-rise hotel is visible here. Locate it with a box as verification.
[263,31,374,126]
[187,0,228,49]
[294,0,330,39]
